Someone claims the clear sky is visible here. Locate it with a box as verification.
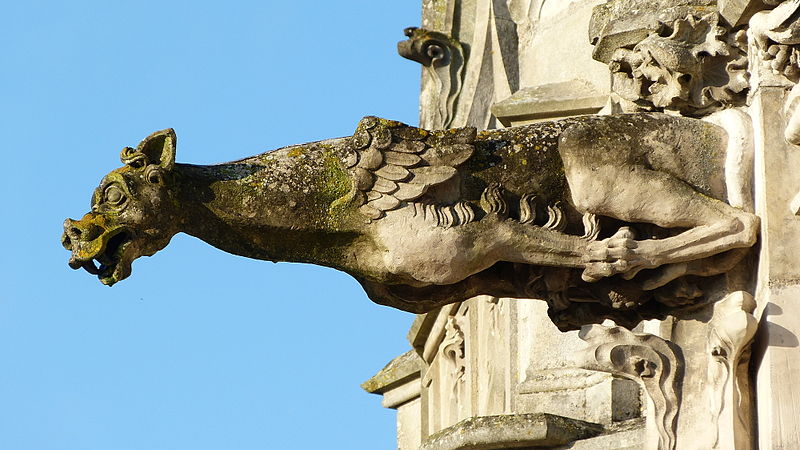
[1,2,422,448]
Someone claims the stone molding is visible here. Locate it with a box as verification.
[419,413,603,450]
[361,349,424,409]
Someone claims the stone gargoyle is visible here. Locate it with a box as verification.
[62,113,758,329]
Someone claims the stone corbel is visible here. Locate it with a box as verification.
[578,325,683,450]
[397,27,465,129]
[707,291,757,450]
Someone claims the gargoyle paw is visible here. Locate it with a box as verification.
[582,227,647,282]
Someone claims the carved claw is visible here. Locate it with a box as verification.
[582,227,647,282]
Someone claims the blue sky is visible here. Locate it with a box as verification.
[1,2,421,448]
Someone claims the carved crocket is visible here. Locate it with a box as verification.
[62,114,758,329]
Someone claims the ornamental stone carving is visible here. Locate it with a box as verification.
[596,10,749,116]
[398,27,465,130]
[707,291,757,449]
[365,0,800,448]
[750,0,800,82]
[424,312,468,430]
[579,324,683,450]
[62,113,758,330]
[614,14,748,115]
[64,0,800,448]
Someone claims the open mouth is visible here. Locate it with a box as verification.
[69,229,134,284]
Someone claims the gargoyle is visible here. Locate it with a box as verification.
[62,114,758,329]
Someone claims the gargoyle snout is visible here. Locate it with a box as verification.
[62,217,104,268]
[63,217,101,241]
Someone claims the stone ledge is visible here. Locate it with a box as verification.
[420,413,603,450]
[491,81,608,126]
[361,350,423,395]
[518,369,641,425]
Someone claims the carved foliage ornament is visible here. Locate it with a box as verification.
[608,13,749,116]
[579,325,683,450]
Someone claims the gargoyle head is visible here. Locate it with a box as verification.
[397,27,455,67]
[62,129,181,286]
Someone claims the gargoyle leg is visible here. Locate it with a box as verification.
[485,217,588,269]
[568,164,758,282]
[639,248,751,290]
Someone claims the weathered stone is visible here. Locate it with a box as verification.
[749,1,800,85]
[707,291,757,449]
[565,420,646,449]
[396,397,423,450]
[578,325,683,450]
[515,1,611,105]
[592,5,749,116]
[419,413,603,450]
[63,113,758,329]
[371,1,800,448]
[398,27,465,129]
[361,350,423,397]
[718,0,771,26]
[63,1,800,448]
[589,0,718,63]
[749,84,800,449]
[362,350,425,449]
[518,368,641,425]
[491,80,608,126]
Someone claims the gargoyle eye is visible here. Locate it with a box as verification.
[144,165,163,184]
[104,185,126,206]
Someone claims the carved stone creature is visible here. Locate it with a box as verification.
[61,114,758,328]
[397,27,465,130]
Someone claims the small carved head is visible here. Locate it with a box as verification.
[61,129,181,285]
[397,27,453,67]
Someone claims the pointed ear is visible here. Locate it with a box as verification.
[137,128,176,170]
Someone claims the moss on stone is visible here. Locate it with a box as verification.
[287,148,305,158]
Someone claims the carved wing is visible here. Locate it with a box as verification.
[344,116,475,220]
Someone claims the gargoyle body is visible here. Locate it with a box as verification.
[62,114,758,329]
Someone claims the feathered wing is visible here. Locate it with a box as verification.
[343,116,475,221]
